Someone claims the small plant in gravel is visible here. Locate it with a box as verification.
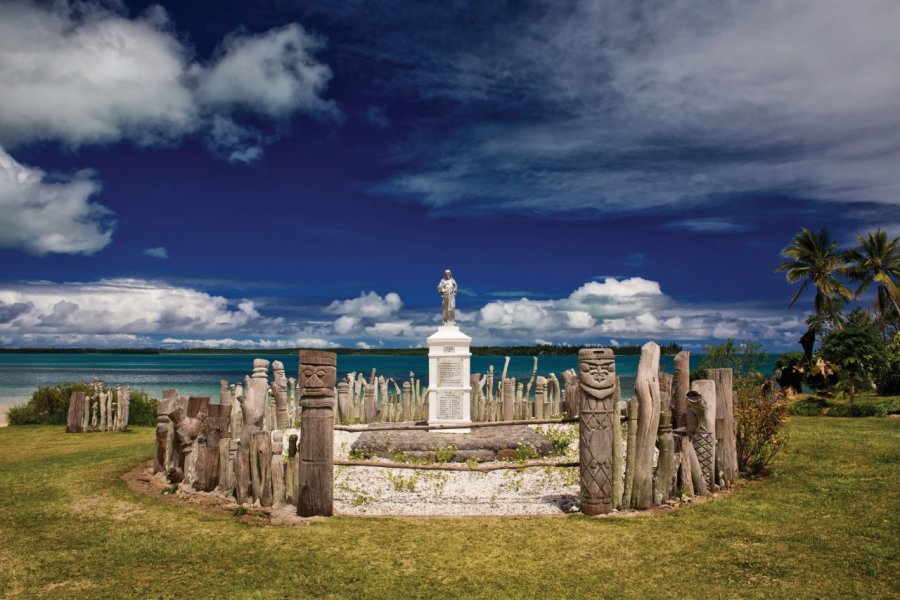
[536,425,576,456]
[348,448,376,461]
[465,458,479,469]
[516,442,539,462]
[351,492,375,507]
[161,484,179,495]
[434,444,457,463]
[232,505,247,517]
[386,472,418,492]
[429,472,449,497]
[502,469,524,492]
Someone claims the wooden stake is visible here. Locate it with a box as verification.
[706,368,738,488]
[630,341,661,509]
[297,350,336,517]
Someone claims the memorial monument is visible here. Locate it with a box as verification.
[427,269,472,432]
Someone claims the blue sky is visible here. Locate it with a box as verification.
[0,0,897,350]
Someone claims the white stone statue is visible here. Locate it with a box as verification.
[437,269,458,325]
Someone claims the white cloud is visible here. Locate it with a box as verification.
[564,277,667,318]
[381,1,900,217]
[0,1,337,159]
[142,246,168,259]
[160,336,336,349]
[0,147,113,255]
[326,291,403,319]
[196,24,337,120]
[0,279,279,340]
[333,315,360,335]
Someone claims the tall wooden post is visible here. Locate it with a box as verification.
[611,379,625,510]
[656,373,676,503]
[297,350,336,517]
[337,382,351,424]
[630,341,661,509]
[66,391,86,433]
[706,368,738,488]
[273,361,291,430]
[363,383,376,424]
[673,351,690,429]
[502,378,515,421]
[687,380,717,492]
[286,434,299,505]
[578,348,617,515]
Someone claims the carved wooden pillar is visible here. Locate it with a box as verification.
[272,360,290,431]
[687,380,717,492]
[297,350,336,517]
[630,342,661,509]
[578,348,617,515]
[611,378,625,510]
[534,376,546,419]
[286,434,299,505]
[363,383,376,424]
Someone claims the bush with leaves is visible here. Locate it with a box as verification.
[128,390,158,427]
[733,375,789,477]
[7,381,93,425]
[875,332,900,395]
[819,311,886,403]
[693,338,769,379]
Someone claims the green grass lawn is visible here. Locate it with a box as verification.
[0,418,897,599]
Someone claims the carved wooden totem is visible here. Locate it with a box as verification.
[687,380,717,492]
[297,350,336,517]
[578,348,617,515]
[272,360,290,430]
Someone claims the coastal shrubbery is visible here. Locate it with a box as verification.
[8,382,157,427]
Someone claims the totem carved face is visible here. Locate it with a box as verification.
[577,348,616,400]
[298,350,337,397]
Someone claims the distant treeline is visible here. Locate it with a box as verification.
[0,342,682,356]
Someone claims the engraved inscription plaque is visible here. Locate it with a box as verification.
[438,358,463,387]
[443,346,455,354]
[436,390,463,420]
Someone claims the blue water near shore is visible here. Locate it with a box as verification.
[0,352,779,405]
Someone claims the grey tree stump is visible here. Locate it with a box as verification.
[656,372,676,503]
[673,351,691,429]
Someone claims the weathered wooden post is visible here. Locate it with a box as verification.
[250,430,273,507]
[656,373,676,503]
[286,434,299,504]
[336,382,350,424]
[272,361,291,431]
[630,341,661,509]
[66,391,86,433]
[154,397,173,474]
[673,351,690,429]
[363,383,376,424]
[612,378,625,510]
[502,378,515,421]
[534,376,546,419]
[236,359,268,503]
[297,350,336,517]
[271,431,285,505]
[706,368,738,488]
[578,348,618,515]
[687,380,717,492]
[198,403,227,491]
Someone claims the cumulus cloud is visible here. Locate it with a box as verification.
[0,147,113,255]
[0,1,337,158]
[0,279,280,342]
[160,336,337,349]
[326,291,403,319]
[349,1,900,218]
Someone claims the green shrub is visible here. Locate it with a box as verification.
[433,444,457,463]
[6,403,41,425]
[788,396,827,416]
[734,375,789,477]
[693,338,769,379]
[874,400,900,417]
[875,332,900,395]
[824,403,879,417]
[820,314,886,403]
[127,391,158,426]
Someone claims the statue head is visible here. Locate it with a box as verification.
[272,360,286,387]
[577,348,616,400]
[444,269,452,279]
[298,350,337,398]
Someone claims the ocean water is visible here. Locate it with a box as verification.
[0,351,779,408]
[0,352,674,402]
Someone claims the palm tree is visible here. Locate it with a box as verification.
[844,228,900,322]
[776,228,852,329]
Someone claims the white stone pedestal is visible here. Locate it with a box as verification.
[427,324,472,433]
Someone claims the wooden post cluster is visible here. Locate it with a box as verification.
[297,350,336,517]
